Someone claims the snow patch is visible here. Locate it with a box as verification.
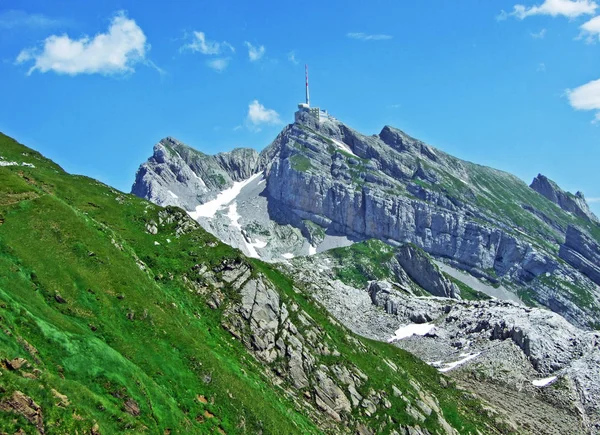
[226,203,242,229]
[0,160,35,168]
[243,238,267,259]
[253,239,267,249]
[330,137,358,157]
[388,323,434,342]
[282,253,295,259]
[308,245,317,256]
[532,376,557,387]
[191,171,206,187]
[438,353,480,373]
[167,190,178,199]
[189,173,262,220]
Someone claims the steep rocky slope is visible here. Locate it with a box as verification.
[133,110,600,330]
[285,241,600,434]
[0,133,513,434]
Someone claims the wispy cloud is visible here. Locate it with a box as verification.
[387,103,401,109]
[206,57,230,72]
[566,77,600,122]
[537,62,547,72]
[499,0,597,20]
[246,100,281,131]
[587,196,600,201]
[347,32,392,41]
[15,11,149,76]
[531,28,547,38]
[0,10,64,29]
[180,31,234,55]
[244,42,265,61]
[287,50,298,65]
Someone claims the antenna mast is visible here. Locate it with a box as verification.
[305,64,310,107]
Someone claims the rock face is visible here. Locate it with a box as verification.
[530,174,598,223]
[0,391,44,434]
[560,225,600,286]
[395,245,458,298]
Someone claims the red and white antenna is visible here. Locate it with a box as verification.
[305,64,310,107]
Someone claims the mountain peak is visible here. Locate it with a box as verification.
[530,173,598,223]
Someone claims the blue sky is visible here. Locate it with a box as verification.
[1,1,600,214]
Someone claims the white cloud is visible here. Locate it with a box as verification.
[347,32,392,41]
[246,100,281,128]
[531,28,547,38]
[244,42,265,61]
[579,15,600,41]
[537,62,547,71]
[181,31,234,55]
[587,196,600,201]
[0,10,63,29]
[567,78,600,121]
[288,50,298,65]
[16,12,147,76]
[503,0,597,19]
[567,78,600,109]
[207,57,230,72]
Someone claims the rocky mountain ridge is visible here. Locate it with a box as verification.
[131,136,263,212]
[132,110,600,331]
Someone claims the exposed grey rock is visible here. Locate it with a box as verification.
[559,225,600,286]
[530,174,598,223]
[314,367,352,421]
[238,278,280,362]
[395,245,458,298]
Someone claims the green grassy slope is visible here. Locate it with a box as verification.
[0,133,505,434]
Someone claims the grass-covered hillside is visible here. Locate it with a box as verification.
[0,133,508,434]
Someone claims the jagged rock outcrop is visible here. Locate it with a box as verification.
[530,174,598,223]
[203,258,470,433]
[560,225,600,286]
[131,137,261,210]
